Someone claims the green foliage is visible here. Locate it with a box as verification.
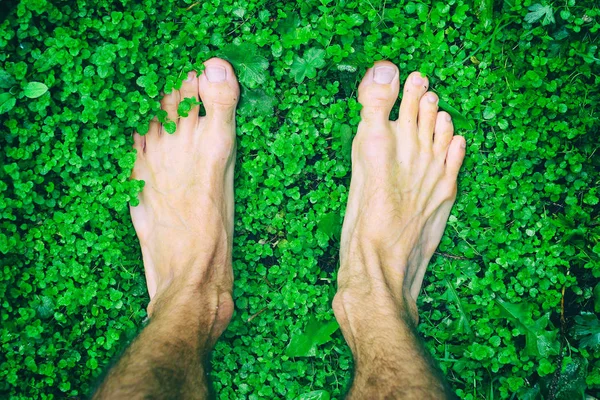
[496,298,560,358]
[219,43,269,88]
[296,390,331,400]
[573,313,600,350]
[285,317,339,358]
[0,0,599,399]
[525,4,556,26]
[23,82,48,99]
[291,48,327,83]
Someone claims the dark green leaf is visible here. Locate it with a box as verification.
[496,298,559,357]
[539,356,588,400]
[339,124,353,162]
[442,278,472,335]
[525,4,555,26]
[317,212,341,240]
[438,98,475,130]
[594,282,600,313]
[573,312,600,350]
[0,69,16,89]
[0,92,16,114]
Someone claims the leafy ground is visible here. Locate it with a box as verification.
[1,0,599,399]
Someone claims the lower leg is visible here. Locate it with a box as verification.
[94,58,240,399]
[335,62,465,399]
[94,274,233,399]
[334,272,450,398]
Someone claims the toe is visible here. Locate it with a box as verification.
[417,92,438,150]
[179,71,200,132]
[144,117,162,148]
[131,133,145,181]
[433,112,454,156]
[357,60,400,123]
[445,135,466,179]
[160,91,180,134]
[133,132,146,153]
[398,72,429,132]
[198,57,240,122]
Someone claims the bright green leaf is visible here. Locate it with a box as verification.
[239,87,275,117]
[290,48,326,83]
[296,390,331,400]
[525,4,555,26]
[23,82,49,98]
[285,317,339,357]
[218,44,269,87]
[317,212,341,240]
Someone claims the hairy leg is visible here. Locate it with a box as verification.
[93,58,239,399]
[334,61,466,399]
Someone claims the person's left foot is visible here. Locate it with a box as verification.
[130,58,239,332]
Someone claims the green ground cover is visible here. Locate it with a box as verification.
[1,0,599,398]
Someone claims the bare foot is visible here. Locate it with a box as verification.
[334,61,466,335]
[130,58,239,336]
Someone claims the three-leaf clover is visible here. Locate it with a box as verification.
[290,48,326,83]
[218,43,269,88]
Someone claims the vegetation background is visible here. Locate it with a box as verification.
[0,0,599,398]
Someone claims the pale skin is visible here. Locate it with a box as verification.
[93,58,465,399]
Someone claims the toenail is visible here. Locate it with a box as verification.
[373,66,396,84]
[185,72,195,82]
[427,93,438,103]
[206,66,227,82]
[445,114,452,122]
[460,140,466,149]
[412,74,425,86]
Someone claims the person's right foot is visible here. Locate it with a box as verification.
[130,58,239,337]
[334,61,466,333]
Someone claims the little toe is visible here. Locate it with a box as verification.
[198,57,240,122]
[417,92,438,150]
[179,71,200,132]
[445,135,466,179]
[398,72,429,132]
[357,60,400,123]
[433,112,454,156]
[160,91,180,134]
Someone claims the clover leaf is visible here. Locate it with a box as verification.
[290,48,326,83]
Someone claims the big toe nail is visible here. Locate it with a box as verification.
[373,66,397,84]
[206,66,227,82]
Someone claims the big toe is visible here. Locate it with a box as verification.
[198,57,240,121]
[357,61,400,123]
